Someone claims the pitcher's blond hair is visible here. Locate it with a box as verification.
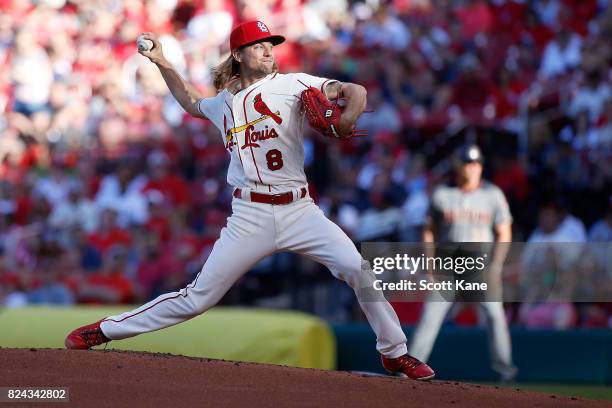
[212,54,240,91]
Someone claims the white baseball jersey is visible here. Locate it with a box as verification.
[198,72,337,193]
[99,71,411,362]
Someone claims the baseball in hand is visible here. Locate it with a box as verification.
[137,36,154,52]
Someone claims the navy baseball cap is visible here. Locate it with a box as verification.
[457,144,484,163]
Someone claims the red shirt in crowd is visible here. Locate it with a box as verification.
[142,174,190,206]
[456,0,493,39]
[146,215,171,242]
[79,272,134,304]
[86,229,133,253]
[493,161,530,203]
[136,251,185,295]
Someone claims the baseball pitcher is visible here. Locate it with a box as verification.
[65,20,434,380]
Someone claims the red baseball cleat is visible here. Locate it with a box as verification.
[64,319,111,350]
[381,354,435,380]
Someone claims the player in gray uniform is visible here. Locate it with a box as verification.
[408,144,518,382]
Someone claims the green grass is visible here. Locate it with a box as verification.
[474,383,612,401]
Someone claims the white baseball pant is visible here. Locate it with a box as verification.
[101,196,408,358]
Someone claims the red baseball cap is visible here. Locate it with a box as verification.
[230,20,285,51]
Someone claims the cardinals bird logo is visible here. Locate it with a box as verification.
[254,93,282,124]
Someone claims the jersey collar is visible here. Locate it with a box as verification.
[459,181,483,193]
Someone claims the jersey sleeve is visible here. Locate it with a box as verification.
[290,73,339,97]
[492,186,513,225]
[196,91,226,133]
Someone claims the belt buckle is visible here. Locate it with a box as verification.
[271,193,284,205]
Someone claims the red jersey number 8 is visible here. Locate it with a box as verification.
[266,149,283,171]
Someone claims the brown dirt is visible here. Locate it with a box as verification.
[0,348,607,408]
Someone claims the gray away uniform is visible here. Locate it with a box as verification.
[408,181,517,380]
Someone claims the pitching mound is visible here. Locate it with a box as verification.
[0,348,606,407]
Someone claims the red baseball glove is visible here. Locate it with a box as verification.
[300,86,365,139]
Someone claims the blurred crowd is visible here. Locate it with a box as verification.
[0,0,610,328]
